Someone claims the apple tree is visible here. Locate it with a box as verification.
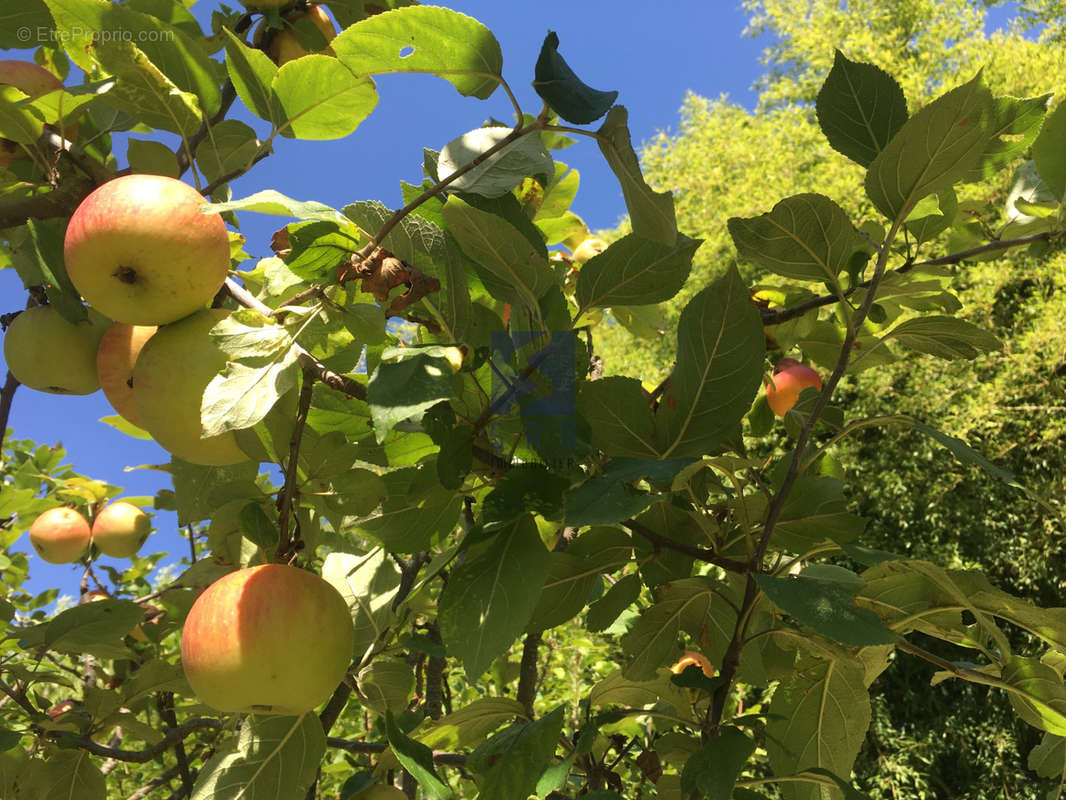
[2,1,1066,798]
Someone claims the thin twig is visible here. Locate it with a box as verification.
[326,737,468,765]
[0,371,19,454]
[124,761,185,800]
[156,693,192,796]
[53,719,223,762]
[517,632,541,719]
[276,366,315,560]
[621,519,748,573]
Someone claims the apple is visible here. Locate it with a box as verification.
[64,174,231,326]
[181,563,355,714]
[765,358,822,417]
[91,501,152,558]
[570,236,608,266]
[670,650,715,679]
[3,305,111,395]
[132,308,249,466]
[255,5,337,66]
[96,323,158,427]
[28,507,91,564]
[0,60,67,169]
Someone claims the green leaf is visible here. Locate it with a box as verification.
[210,309,293,359]
[563,477,662,527]
[441,195,555,310]
[528,547,629,632]
[322,549,401,663]
[576,377,657,459]
[475,706,565,800]
[586,573,641,632]
[576,233,700,310]
[728,193,863,284]
[0,86,46,145]
[127,138,180,178]
[25,218,85,323]
[881,315,1002,360]
[200,346,301,436]
[765,654,871,800]
[223,27,281,124]
[417,697,528,751]
[354,465,459,553]
[384,711,454,798]
[196,119,261,184]
[754,575,897,647]
[367,352,456,442]
[597,106,677,246]
[1002,657,1066,737]
[965,94,1050,182]
[273,55,377,140]
[238,501,279,551]
[209,189,350,225]
[680,728,755,799]
[1028,733,1066,779]
[772,476,867,552]
[332,5,502,99]
[532,31,618,125]
[865,72,995,221]
[359,660,414,715]
[1033,98,1066,200]
[910,420,1022,491]
[18,599,141,660]
[815,50,908,167]
[621,577,714,680]
[588,667,691,713]
[437,127,553,198]
[438,515,550,679]
[654,266,765,458]
[0,0,53,50]
[36,751,105,800]
[191,714,325,800]
[345,199,445,271]
[284,220,363,280]
[482,464,569,524]
[93,40,203,137]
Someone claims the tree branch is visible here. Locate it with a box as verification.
[156,692,192,796]
[276,366,315,561]
[517,632,541,719]
[0,370,19,454]
[621,519,747,573]
[53,719,223,762]
[326,737,468,766]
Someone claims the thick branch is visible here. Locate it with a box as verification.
[621,519,748,573]
[0,370,19,454]
[516,632,541,719]
[157,693,192,796]
[54,719,223,762]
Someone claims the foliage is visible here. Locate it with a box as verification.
[0,2,1065,800]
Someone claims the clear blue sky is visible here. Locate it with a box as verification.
[2,1,1019,597]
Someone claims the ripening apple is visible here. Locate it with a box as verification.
[3,305,111,394]
[181,564,355,714]
[0,60,67,169]
[670,650,715,679]
[96,323,158,427]
[132,308,249,466]
[765,358,822,417]
[255,5,337,66]
[91,501,152,558]
[28,507,91,564]
[64,174,231,326]
[570,236,608,265]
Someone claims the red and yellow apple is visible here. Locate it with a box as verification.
[91,501,152,558]
[96,322,158,427]
[181,564,355,714]
[255,5,337,66]
[765,358,822,417]
[28,507,92,564]
[0,60,66,169]
[3,305,111,395]
[132,308,248,466]
[64,174,231,326]
[670,650,715,679]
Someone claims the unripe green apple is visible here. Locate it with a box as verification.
[96,322,157,427]
[132,308,248,466]
[91,501,152,558]
[28,507,91,564]
[181,564,355,714]
[3,305,111,394]
[766,358,822,417]
[64,174,231,326]
[255,5,337,66]
[570,236,608,265]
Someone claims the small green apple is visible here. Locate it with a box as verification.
[96,322,157,428]
[28,507,91,564]
[3,305,111,394]
[181,564,355,714]
[91,501,152,558]
[132,308,249,466]
[255,5,337,66]
[766,358,822,417]
[64,174,231,326]
[570,235,608,265]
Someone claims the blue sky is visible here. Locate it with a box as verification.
[2,1,1020,597]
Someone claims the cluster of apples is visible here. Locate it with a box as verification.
[2,171,250,466]
[28,501,152,564]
